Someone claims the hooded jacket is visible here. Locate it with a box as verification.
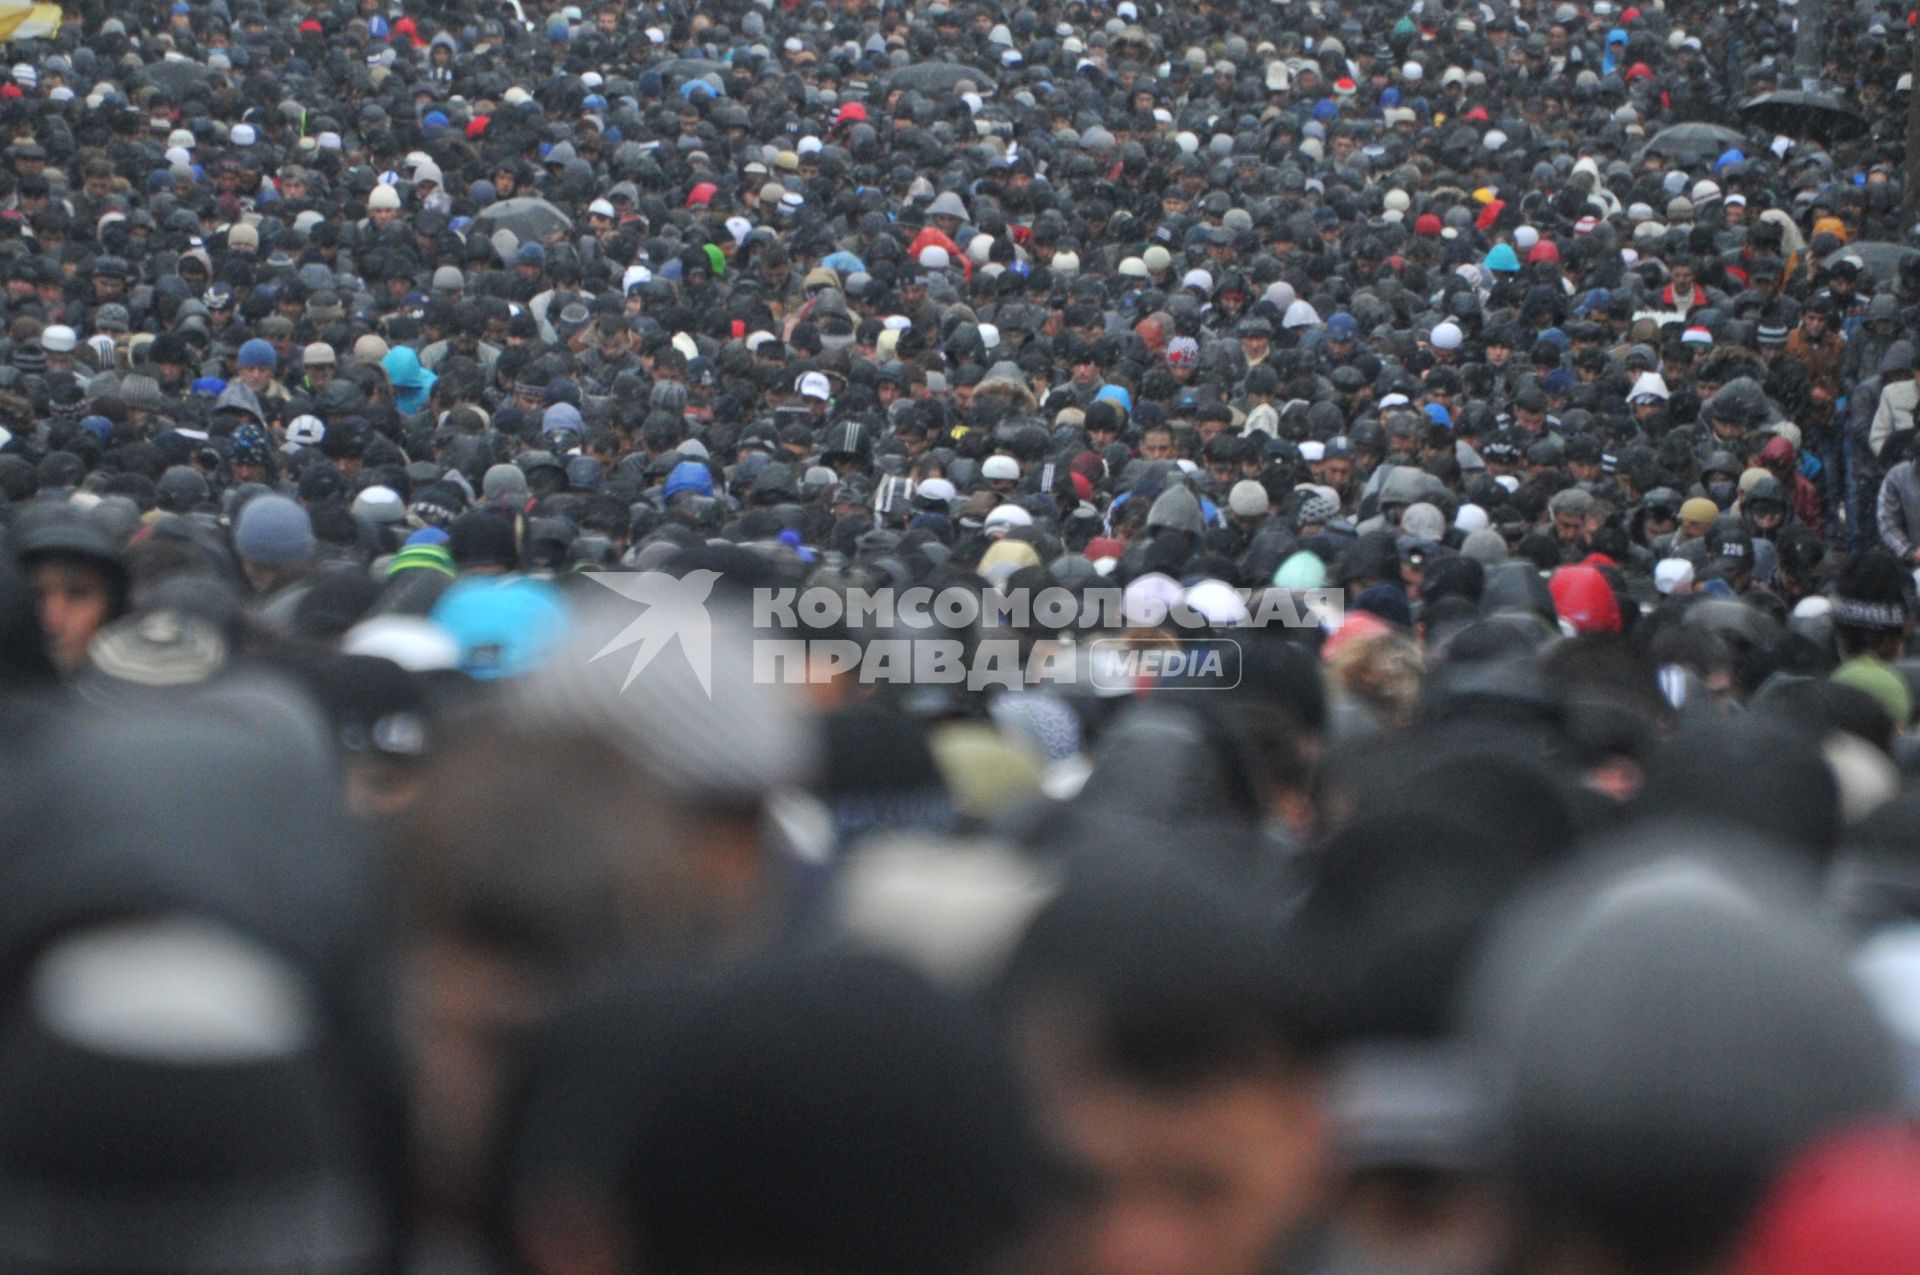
[382,346,437,415]
[1145,483,1205,537]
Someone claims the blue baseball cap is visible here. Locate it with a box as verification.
[431,577,568,680]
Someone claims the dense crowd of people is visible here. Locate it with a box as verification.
[2,0,1920,1270]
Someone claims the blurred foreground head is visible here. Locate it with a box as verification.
[620,951,1043,1275]
[0,680,400,1275]
[995,850,1327,1275]
[395,592,818,1215]
[495,950,1044,1275]
[1467,826,1900,1275]
[400,591,818,975]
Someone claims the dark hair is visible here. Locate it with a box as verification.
[998,851,1305,1084]
[618,954,1043,1275]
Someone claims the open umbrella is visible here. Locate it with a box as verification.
[137,59,214,95]
[471,197,573,243]
[884,62,998,94]
[1636,122,1750,167]
[1824,242,1920,287]
[1738,91,1869,143]
[657,57,727,79]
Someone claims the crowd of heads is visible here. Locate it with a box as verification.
[5,0,1920,1271]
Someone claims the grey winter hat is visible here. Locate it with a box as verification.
[1228,480,1271,518]
[482,463,530,500]
[1399,501,1447,542]
[1461,528,1509,566]
[927,190,968,220]
[1145,484,1205,536]
[118,374,167,412]
[1467,836,1900,1270]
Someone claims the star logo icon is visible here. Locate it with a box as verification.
[584,570,723,697]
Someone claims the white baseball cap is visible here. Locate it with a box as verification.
[1654,558,1696,596]
[984,503,1033,531]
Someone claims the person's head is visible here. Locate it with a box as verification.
[1468,842,1899,1275]
[1322,450,1355,494]
[1679,497,1719,542]
[396,592,818,1203]
[367,183,401,229]
[232,494,315,592]
[568,952,1045,1275]
[1832,548,1912,662]
[1550,489,1593,546]
[1638,491,1679,544]
[304,342,336,387]
[1512,390,1549,436]
[1140,425,1175,461]
[0,695,406,1275]
[999,853,1328,1275]
[236,338,277,390]
[982,454,1021,495]
[15,510,128,673]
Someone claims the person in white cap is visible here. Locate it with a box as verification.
[795,371,834,419]
[983,503,1033,534]
[40,325,77,374]
[981,455,1022,496]
[1654,559,1697,596]
[585,198,618,243]
[363,184,402,234]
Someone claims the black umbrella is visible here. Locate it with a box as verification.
[884,62,998,94]
[1824,242,1920,286]
[1636,122,1750,167]
[1738,91,1869,143]
[657,57,727,79]
[137,59,214,94]
[471,197,573,243]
